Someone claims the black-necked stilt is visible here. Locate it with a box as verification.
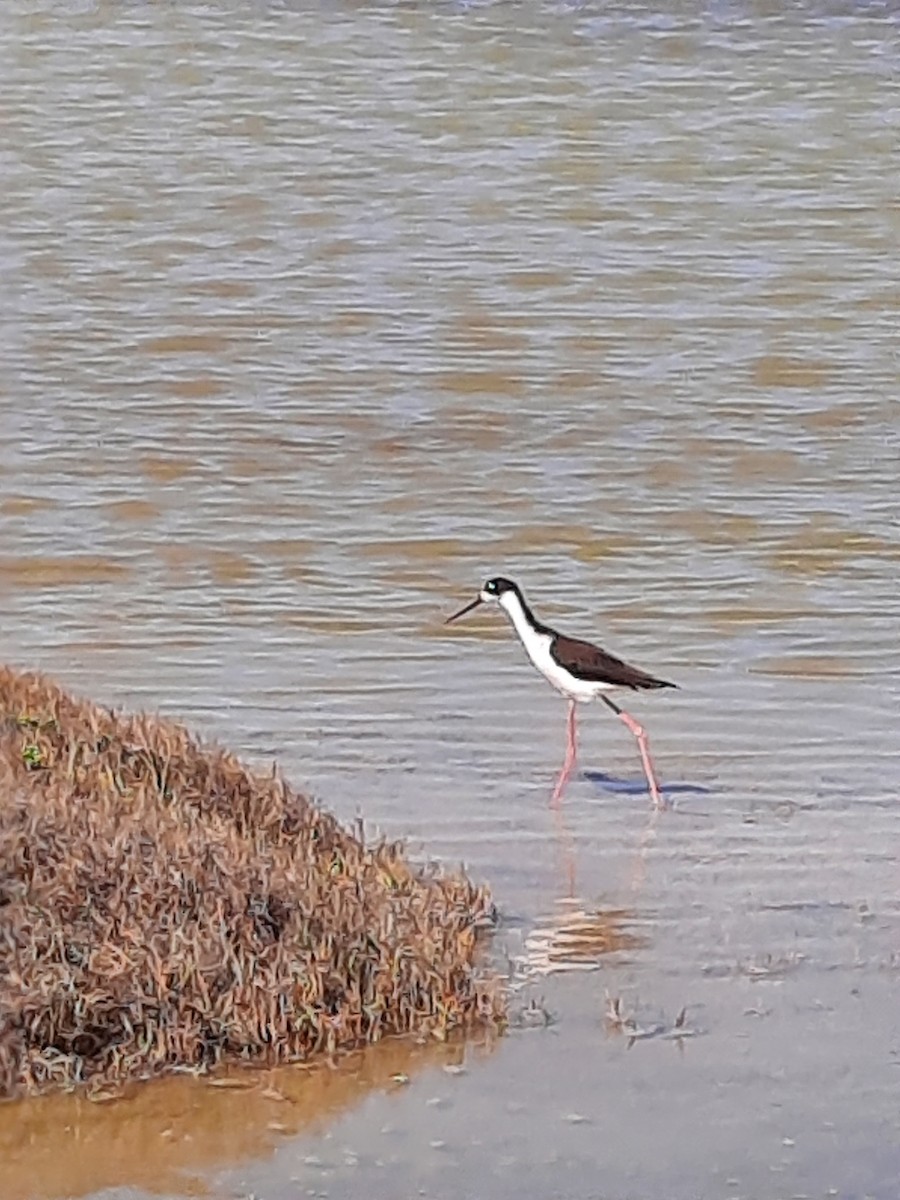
[445,577,676,808]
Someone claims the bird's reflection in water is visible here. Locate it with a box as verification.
[520,801,648,977]
[523,898,642,976]
[552,796,579,899]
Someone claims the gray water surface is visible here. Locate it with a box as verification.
[1,2,899,1198]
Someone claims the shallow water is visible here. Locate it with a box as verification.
[2,1,900,1197]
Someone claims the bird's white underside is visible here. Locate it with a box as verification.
[497,589,615,704]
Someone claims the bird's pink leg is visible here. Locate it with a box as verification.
[551,699,578,808]
[602,697,666,809]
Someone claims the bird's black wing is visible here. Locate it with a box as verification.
[550,633,676,691]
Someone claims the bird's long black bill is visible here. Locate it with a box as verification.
[444,595,484,625]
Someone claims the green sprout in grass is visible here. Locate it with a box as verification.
[22,743,44,769]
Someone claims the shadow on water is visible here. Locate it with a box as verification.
[582,770,711,796]
[0,1036,496,1200]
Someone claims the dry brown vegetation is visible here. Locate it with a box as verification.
[0,666,503,1097]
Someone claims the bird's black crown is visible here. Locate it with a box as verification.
[482,577,518,597]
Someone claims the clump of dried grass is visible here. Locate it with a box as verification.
[0,666,503,1096]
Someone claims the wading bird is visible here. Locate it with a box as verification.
[445,577,676,807]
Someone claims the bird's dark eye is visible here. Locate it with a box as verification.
[485,580,496,593]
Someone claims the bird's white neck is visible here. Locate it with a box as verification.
[498,589,545,652]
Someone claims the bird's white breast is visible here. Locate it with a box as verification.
[501,597,604,703]
[522,629,602,702]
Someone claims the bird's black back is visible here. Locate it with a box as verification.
[550,632,677,691]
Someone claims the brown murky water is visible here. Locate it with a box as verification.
[2,1,899,1197]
